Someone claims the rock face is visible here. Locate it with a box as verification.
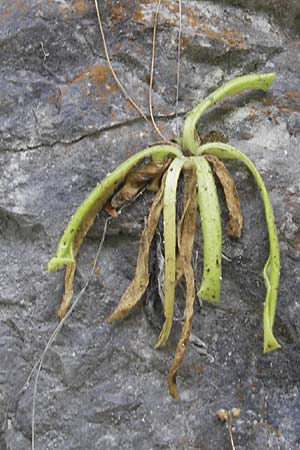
[1,1,300,449]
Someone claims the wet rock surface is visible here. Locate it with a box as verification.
[1,1,300,449]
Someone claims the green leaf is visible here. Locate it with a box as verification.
[155,157,187,348]
[197,143,281,352]
[48,145,182,272]
[192,156,222,303]
[182,73,276,153]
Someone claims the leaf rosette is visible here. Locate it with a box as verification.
[48,73,281,398]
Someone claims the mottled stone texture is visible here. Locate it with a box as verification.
[0,1,300,449]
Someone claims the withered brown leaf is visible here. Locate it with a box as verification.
[57,180,123,320]
[205,155,243,238]
[108,174,166,322]
[168,169,197,399]
[57,159,169,321]
[57,263,76,321]
[110,159,170,209]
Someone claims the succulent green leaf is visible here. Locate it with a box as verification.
[48,145,182,273]
[192,156,222,303]
[197,143,281,352]
[182,73,276,153]
[155,157,187,348]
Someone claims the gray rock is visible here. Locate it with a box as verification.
[0,0,300,449]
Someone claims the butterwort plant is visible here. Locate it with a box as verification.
[48,72,281,399]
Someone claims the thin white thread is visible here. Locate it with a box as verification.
[31,216,111,450]
[149,0,171,143]
[94,0,150,125]
[175,0,182,136]
[29,184,150,449]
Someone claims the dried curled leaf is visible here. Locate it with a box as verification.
[53,146,181,320]
[57,263,76,321]
[168,169,197,399]
[108,174,166,322]
[57,200,105,320]
[205,154,243,238]
[48,145,181,273]
[175,169,197,285]
[110,159,171,209]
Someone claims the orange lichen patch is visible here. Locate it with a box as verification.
[181,10,247,49]
[133,9,146,23]
[55,65,114,103]
[110,5,126,21]
[14,0,28,12]
[72,0,91,16]
[107,83,118,93]
[69,65,108,87]
[263,95,300,113]
[182,5,200,28]
[203,22,247,49]
[88,65,108,84]
[133,1,178,26]
[286,91,300,98]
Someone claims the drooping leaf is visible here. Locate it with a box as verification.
[110,158,171,209]
[57,201,107,320]
[205,154,243,238]
[196,142,281,352]
[182,73,276,153]
[48,145,182,273]
[168,169,197,399]
[155,157,187,348]
[108,174,166,322]
[193,156,222,303]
